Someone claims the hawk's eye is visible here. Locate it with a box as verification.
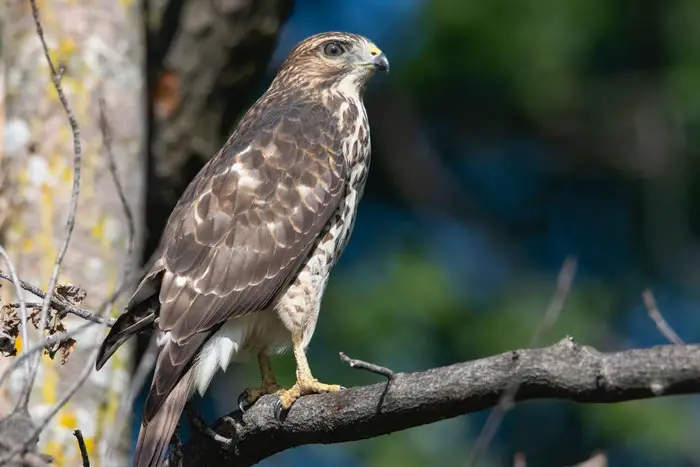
[323,42,345,57]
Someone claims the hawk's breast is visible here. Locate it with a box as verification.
[317,92,371,267]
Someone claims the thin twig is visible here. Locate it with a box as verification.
[339,352,395,411]
[0,274,138,457]
[0,287,121,462]
[0,320,94,389]
[98,96,136,287]
[20,0,84,410]
[531,256,578,344]
[0,267,146,387]
[73,429,90,467]
[467,255,578,467]
[0,274,131,392]
[339,352,395,380]
[0,262,125,463]
[4,302,50,310]
[0,272,115,326]
[642,289,684,345]
[0,272,49,301]
[0,247,30,371]
[0,346,100,465]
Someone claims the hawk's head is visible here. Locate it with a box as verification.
[271,32,390,95]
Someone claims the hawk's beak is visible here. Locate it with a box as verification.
[371,54,390,73]
[368,43,389,73]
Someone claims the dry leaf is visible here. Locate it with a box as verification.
[0,330,17,357]
[55,284,87,306]
[0,303,19,357]
[58,337,77,365]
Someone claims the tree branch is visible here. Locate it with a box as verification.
[178,338,700,466]
[0,272,115,326]
[468,255,577,466]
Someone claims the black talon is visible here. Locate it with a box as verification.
[237,390,252,412]
[273,398,288,421]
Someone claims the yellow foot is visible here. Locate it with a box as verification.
[274,379,345,419]
[238,383,284,412]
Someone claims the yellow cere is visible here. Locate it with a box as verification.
[369,43,382,57]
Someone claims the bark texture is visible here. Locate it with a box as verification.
[176,338,700,466]
[1,1,145,465]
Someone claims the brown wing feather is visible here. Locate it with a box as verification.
[140,98,347,421]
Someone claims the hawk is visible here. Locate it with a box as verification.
[95,32,389,467]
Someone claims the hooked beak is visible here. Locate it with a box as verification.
[367,43,389,73]
[371,53,390,73]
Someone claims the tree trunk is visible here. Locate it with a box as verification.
[1,1,145,465]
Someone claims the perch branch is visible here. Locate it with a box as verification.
[178,338,700,467]
[468,255,578,466]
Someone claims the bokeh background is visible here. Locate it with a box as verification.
[4,0,700,465]
[162,0,700,466]
[141,0,700,466]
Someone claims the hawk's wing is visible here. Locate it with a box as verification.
[147,101,347,417]
[97,99,347,420]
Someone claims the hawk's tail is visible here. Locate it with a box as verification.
[133,367,194,467]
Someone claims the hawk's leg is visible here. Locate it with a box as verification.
[237,350,283,411]
[274,334,344,418]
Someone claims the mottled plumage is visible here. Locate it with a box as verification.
[96,32,389,467]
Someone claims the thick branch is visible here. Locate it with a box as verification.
[179,338,700,466]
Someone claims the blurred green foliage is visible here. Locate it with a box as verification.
[290,1,700,465]
[410,0,613,115]
[226,1,700,465]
